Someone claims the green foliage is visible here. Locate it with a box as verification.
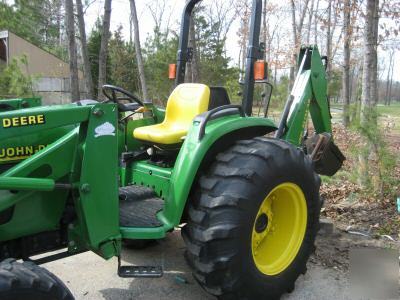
[108,26,140,94]
[0,1,63,55]
[269,75,289,110]
[194,8,241,101]
[143,30,178,104]
[0,55,37,98]
[87,18,110,98]
[328,68,342,101]
[140,7,244,105]
[350,107,398,196]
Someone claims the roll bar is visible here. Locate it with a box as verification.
[175,0,203,85]
[175,0,264,116]
[242,0,263,115]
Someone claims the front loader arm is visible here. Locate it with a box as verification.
[0,103,121,259]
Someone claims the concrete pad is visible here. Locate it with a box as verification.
[45,230,349,300]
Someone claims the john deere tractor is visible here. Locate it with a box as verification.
[0,0,344,299]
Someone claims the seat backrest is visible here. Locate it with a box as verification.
[208,86,231,110]
[164,84,210,128]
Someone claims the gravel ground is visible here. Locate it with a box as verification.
[45,230,350,300]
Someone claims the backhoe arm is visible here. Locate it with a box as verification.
[278,46,344,176]
[279,46,332,146]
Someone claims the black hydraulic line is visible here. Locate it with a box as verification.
[242,0,263,116]
[175,0,202,86]
[274,95,294,138]
[263,82,274,118]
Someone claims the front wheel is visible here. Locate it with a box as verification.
[0,259,74,300]
[182,137,321,299]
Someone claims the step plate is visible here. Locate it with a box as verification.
[118,265,163,278]
[119,185,163,228]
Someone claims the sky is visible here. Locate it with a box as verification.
[84,0,399,82]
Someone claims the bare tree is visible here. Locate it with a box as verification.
[385,50,394,105]
[325,0,332,79]
[290,0,310,88]
[358,0,379,186]
[237,1,251,74]
[130,0,149,101]
[342,0,351,127]
[186,14,200,83]
[97,0,112,100]
[65,0,80,101]
[313,0,320,45]
[361,0,378,119]
[76,0,93,99]
[370,0,379,106]
[306,0,315,44]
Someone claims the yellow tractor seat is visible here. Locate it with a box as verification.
[134,84,210,145]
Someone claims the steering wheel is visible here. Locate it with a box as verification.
[102,85,144,111]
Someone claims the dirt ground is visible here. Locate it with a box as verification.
[44,227,398,300]
[320,124,400,238]
[45,230,348,300]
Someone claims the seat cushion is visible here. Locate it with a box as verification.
[133,84,210,145]
[134,123,187,145]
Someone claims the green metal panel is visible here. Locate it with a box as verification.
[309,47,332,134]
[130,161,172,198]
[120,161,172,240]
[0,177,55,191]
[0,99,74,166]
[0,127,74,165]
[0,104,91,140]
[161,115,276,229]
[0,97,42,111]
[284,71,312,146]
[283,46,332,146]
[75,103,121,258]
[120,115,275,239]
[0,103,122,259]
[0,129,79,241]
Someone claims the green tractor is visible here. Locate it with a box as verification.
[0,0,344,299]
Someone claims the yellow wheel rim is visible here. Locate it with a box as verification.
[251,182,307,276]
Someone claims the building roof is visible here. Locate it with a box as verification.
[0,30,83,79]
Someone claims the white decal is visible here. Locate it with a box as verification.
[94,122,115,138]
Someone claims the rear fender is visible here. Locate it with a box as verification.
[159,115,276,228]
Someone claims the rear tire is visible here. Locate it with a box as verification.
[182,137,321,299]
[0,258,74,300]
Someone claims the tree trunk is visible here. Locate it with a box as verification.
[358,0,378,187]
[370,0,379,106]
[306,0,314,44]
[130,0,149,101]
[361,0,377,120]
[388,55,394,105]
[263,0,267,60]
[342,0,351,127]
[76,0,93,99]
[189,14,200,82]
[97,0,112,100]
[65,0,80,101]
[289,0,297,90]
[384,52,393,105]
[314,0,320,46]
[325,0,332,80]
[289,0,310,89]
